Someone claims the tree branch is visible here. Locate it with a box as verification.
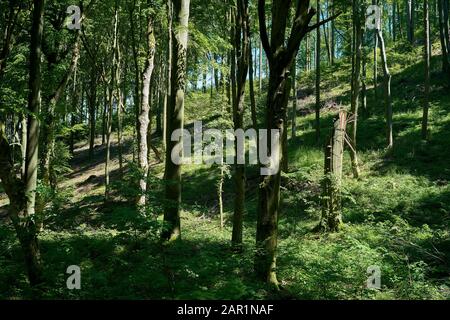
[307,12,342,32]
[258,0,272,61]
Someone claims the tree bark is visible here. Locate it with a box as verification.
[137,4,156,207]
[318,111,346,232]
[255,0,327,288]
[231,0,250,248]
[162,0,190,242]
[0,0,46,286]
[438,0,450,73]
[422,0,431,140]
[350,0,362,179]
[377,28,393,149]
[291,63,297,139]
[315,0,321,144]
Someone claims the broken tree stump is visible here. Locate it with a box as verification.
[317,111,347,232]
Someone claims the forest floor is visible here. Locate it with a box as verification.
[1,42,450,300]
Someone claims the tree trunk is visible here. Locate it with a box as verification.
[331,0,335,64]
[407,0,415,44]
[439,0,450,73]
[231,0,250,247]
[291,63,297,139]
[0,0,46,286]
[350,0,362,179]
[259,40,263,93]
[318,111,346,232]
[162,0,190,242]
[373,0,378,100]
[137,7,156,207]
[377,28,393,149]
[315,0,321,144]
[255,0,322,288]
[105,3,120,201]
[249,38,258,129]
[422,0,431,140]
[88,74,97,160]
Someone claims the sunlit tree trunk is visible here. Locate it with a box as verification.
[137,4,156,207]
[162,0,190,241]
[377,27,393,149]
[0,0,45,286]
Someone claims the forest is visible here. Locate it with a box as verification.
[0,0,449,300]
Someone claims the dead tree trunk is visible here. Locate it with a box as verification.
[318,111,346,232]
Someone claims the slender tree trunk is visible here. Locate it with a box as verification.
[373,0,378,100]
[315,0,321,145]
[137,4,156,207]
[306,33,310,71]
[407,0,415,44]
[393,1,397,42]
[4,0,46,286]
[249,38,258,129]
[361,40,367,113]
[377,28,393,149]
[231,0,250,247]
[105,3,120,201]
[350,0,362,179]
[321,11,331,64]
[439,0,450,73]
[162,0,190,242]
[331,0,335,64]
[259,40,263,93]
[88,74,97,160]
[444,0,450,52]
[422,0,431,140]
[291,63,297,139]
[218,164,225,230]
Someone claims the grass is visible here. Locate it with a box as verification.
[0,41,449,300]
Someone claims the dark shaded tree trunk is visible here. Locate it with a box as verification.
[407,0,415,44]
[438,0,450,73]
[231,0,250,248]
[255,0,336,288]
[249,38,258,130]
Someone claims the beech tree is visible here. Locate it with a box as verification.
[162,0,191,241]
[0,0,45,286]
[255,0,339,287]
